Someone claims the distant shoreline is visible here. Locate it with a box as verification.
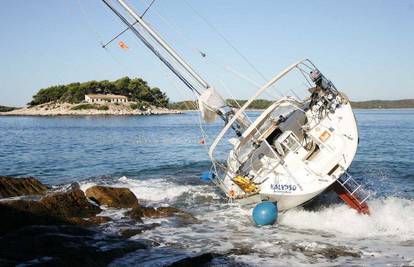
[1,99,413,116]
[0,102,180,116]
[169,99,414,111]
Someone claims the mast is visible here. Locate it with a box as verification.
[102,0,210,94]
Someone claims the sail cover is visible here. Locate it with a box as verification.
[198,87,226,123]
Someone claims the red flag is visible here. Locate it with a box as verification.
[118,41,129,50]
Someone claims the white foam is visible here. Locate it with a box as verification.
[79,181,97,192]
[80,176,220,204]
[279,197,414,241]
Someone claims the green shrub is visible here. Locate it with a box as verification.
[29,76,169,107]
[71,104,109,111]
[0,105,18,112]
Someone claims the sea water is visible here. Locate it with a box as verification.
[0,109,413,266]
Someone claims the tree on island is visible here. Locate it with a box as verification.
[28,77,169,107]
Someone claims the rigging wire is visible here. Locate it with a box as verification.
[102,21,139,48]
[140,0,157,18]
[182,0,268,82]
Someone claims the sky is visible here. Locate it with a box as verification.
[0,0,413,106]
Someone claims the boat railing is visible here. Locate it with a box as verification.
[208,59,317,161]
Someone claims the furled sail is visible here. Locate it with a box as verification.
[198,87,226,123]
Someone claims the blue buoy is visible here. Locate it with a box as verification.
[252,201,278,226]
[200,171,215,182]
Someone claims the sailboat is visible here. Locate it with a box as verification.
[101,0,370,214]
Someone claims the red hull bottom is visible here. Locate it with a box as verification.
[331,181,370,215]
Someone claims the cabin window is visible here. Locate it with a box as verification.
[305,144,320,161]
[328,164,340,176]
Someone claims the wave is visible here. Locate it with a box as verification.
[80,176,222,205]
[80,176,414,242]
[280,197,414,241]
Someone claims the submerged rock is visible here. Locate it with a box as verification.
[85,185,140,209]
[0,176,48,198]
[164,253,240,267]
[125,206,144,222]
[141,207,194,220]
[318,247,361,259]
[120,223,161,238]
[167,253,217,267]
[125,206,197,225]
[291,244,361,259]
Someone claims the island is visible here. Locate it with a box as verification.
[0,77,180,116]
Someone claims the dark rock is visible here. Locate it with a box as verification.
[318,247,361,259]
[68,216,112,227]
[120,223,160,238]
[41,188,101,218]
[0,176,48,198]
[0,225,147,267]
[120,228,144,238]
[141,206,182,218]
[291,244,361,259]
[125,206,197,224]
[0,200,63,235]
[228,245,256,255]
[167,253,218,267]
[125,207,143,222]
[85,185,139,209]
[142,207,198,223]
[0,188,103,234]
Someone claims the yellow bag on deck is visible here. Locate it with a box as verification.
[232,176,258,193]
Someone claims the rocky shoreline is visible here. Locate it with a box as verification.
[0,102,181,116]
[0,176,223,266]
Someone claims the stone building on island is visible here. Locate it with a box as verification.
[85,94,128,104]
